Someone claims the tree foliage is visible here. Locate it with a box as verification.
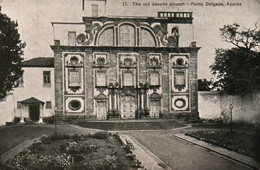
[0,12,26,98]
[220,23,260,50]
[210,23,260,96]
[198,79,213,91]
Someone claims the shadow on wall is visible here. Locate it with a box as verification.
[198,89,260,125]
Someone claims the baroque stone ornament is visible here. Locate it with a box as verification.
[120,87,136,97]
[150,57,159,66]
[64,54,84,66]
[76,23,101,45]
[152,25,178,47]
[119,54,137,68]
[172,96,189,111]
[93,53,109,67]
[172,55,189,67]
[66,97,85,113]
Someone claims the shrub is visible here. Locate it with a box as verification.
[64,141,99,154]
[13,117,20,124]
[49,133,71,141]
[30,142,45,153]
[254,125,260,161]
[64,115,85,123]
[43,116,55,124]
[41,135,50,144]
[10,150,74,169]
[24,118,33,125]
[5,122,14,126]
[90,131,109,140]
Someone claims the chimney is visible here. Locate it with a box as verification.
[91,4,99,17]
[54,40,60,46]
[68,31,76,46]
[190,42,197,47]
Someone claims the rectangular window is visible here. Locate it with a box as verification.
[46,101,52,109]
[123,71,134,86]
[43,71,51,87]
[175,71,185,86]
[119,25,135,46]
[96,70,106,87]
[17,102,21,109]
[69,70,81,87]
[150,72,160,86]
[120,29,130,46]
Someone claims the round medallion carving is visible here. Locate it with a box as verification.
[68,100,81,111]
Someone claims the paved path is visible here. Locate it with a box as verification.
[121,130,253,170]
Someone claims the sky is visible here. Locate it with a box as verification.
[1,0,260,79]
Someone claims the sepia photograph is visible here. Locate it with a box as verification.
[0,0,259,169]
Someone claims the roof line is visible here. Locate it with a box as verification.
[51,22,84,25]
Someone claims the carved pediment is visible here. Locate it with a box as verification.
[119,54,137,68]
[172,55,189,68]
[93,53,109,67]
[64,53,84,66]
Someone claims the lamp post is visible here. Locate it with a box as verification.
[54,106,57,135]
[229,104,233,133]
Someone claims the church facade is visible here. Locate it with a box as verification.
[51,3,200,120]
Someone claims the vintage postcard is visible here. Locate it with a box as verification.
[0,0,259,169]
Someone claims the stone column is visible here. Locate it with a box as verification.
[20,104,25,123]
[144,89,148,111]
[111,90,115,114]
[39,104,43,123]
[108,89,112,115]
[114,89,118,115]
[137,88,142,119]
[141,89,145,111]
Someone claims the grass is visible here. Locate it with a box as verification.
[185,126,260,161]
[0,125,97,156]
[6,132,138,170]
[76,119,184,130]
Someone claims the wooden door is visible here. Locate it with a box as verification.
[121,96,136,119]
[29,104,40,121]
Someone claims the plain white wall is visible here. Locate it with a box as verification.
[199,90,260,124]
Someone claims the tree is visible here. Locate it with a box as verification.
[0,12,26,98]
[198,79,213,91]
[210,23,260,96]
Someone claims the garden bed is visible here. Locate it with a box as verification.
[185,129,260,161]
[76,120,184,130]
[4,132,139,169]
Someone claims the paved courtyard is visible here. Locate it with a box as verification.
[121,130,254,170]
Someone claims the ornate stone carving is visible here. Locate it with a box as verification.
[119,87,136,97]
[93,53,109,67]
[65,97,85,113]
[152,25,178,47]
[172,55,189,67]
[119,54,137,68]
[64,54,84,66]
[172,96,189,111]
[147,54,162,68]
[76,23,101,45]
